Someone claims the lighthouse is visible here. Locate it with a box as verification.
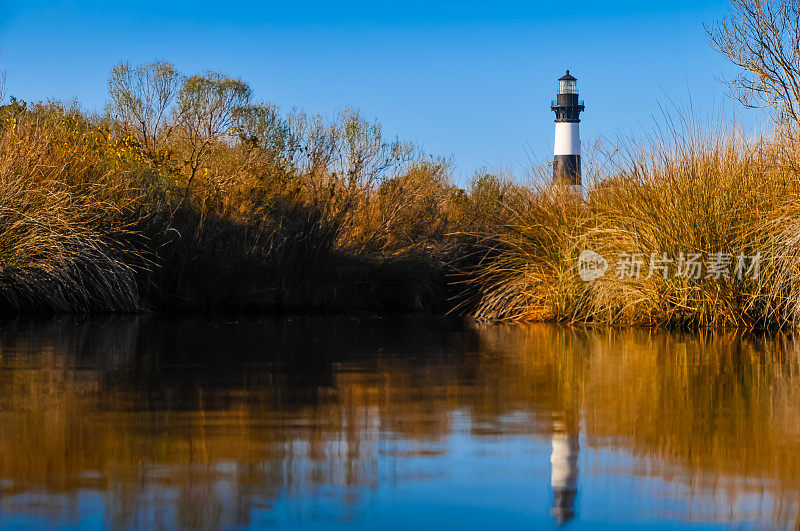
[550,70,585,186]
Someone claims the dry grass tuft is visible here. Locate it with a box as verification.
[466,125,800,329]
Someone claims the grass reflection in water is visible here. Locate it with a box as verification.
[0,316,797,528]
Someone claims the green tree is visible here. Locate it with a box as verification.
[174,71,252,195]
[107,60,182,153]
[233,103,293,162]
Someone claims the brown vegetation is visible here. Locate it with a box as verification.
[3,71,800,327]
[4,0,800,328]
[0,72,515,314]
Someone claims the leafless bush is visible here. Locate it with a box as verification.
[708,0,800,130]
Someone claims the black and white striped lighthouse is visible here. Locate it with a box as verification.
[550,70,585,186]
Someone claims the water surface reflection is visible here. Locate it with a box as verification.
[0,316,797,529]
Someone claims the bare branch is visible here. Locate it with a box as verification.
[709,0,800,130]
[0,68,6,104]
[0,52,7,104]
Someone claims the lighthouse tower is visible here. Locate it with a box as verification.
[550,70,585,186]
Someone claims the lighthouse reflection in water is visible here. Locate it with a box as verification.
[550,419,579,524]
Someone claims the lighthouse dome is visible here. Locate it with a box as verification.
[558,70,578,95]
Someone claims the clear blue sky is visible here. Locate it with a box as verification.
[0,0,762,182]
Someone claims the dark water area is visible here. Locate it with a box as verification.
[0,316,798,529]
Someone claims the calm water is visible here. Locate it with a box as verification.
[0,316,798,529]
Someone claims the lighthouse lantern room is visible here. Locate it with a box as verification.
[550,70,585,186]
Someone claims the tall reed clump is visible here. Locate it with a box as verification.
[580,128,795,328]
[467,125,800,329]
[753,132,800,326]
[462,183,590,321]
[0,101,153,313]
